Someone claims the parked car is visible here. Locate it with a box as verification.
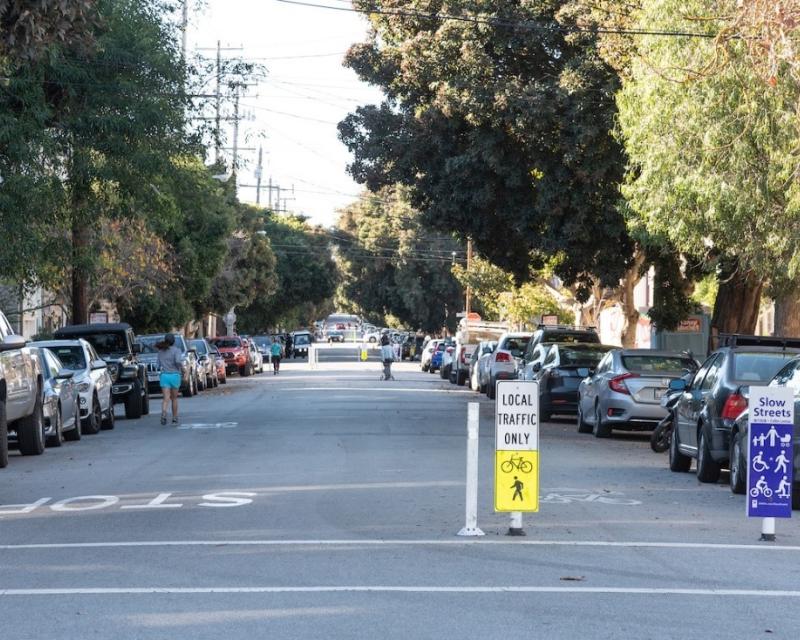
[54,323,149,420]
[450,341,478,386]
[211,345,227,384]
[669,335,800,483]
[327,330,345,343]
[32,339,114,435]
[247,339,264,374]
[469,341,496,391]
[136,334,198,397]
[484,332,533,399]
[729,356,800,509]
[291,331,312,359]
[577,349,699,438]
[439,341,456,380]
[210,336,254,377]
[33,347,80,446]
[430,340,449,373]
[364,330,381,344]
[529,343,615,420]
[518,343,553,381]
[190,338,219,388]
[421,340,440,372]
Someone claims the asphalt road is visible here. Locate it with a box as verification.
[2,345,800,639]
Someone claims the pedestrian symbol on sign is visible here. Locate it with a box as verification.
[511,477,524,502]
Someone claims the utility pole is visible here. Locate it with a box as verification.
[267,176,273,209]
[232,88,240,175]
[215,40,221,162]
[181,0,189,63]
[466,238,473,317]
[255,146,263,205]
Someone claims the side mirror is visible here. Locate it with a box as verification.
[669,378,688,392]
[91,359,107,371]
[0,335,26,352]
[56,369,75,380]
[132,343,142,354]
[532,362,542,373]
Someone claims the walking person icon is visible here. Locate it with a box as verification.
[511,476,524,502]
[774,451,790,475]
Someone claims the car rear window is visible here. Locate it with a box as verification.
[501,337,530,358]
[560,347,611,366]
[622,356,698,373]
[294,335,310,345]
[733,352,798,382]
[50,346,86,370]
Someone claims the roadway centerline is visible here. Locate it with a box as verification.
[3,539,800,551]
[2,586,800,597]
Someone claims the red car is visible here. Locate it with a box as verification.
[209,336,254,377]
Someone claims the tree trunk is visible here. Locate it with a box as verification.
[620,247,646,348]
[71,219,90,324]
[774,294,800,336]
[710,262,763,343]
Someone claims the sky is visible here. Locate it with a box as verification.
[186,0,384,228]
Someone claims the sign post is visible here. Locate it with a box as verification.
[495,380,539,536]
[747,387,794,541]
[457,403,484,537]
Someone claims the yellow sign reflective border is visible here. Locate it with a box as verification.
[494,450,539,512]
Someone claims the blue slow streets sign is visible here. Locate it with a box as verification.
[747,387,794,519]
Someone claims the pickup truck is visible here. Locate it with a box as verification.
[0,309,45,468]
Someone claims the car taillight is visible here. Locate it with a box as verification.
[722,393,748,420]
[496,352,512,363]
[609,373,637,395]
[460,349,468,363]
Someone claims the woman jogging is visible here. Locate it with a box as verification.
[156,333,183,425]
[271,338,283,375]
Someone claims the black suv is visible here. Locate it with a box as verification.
[54,323,149,419]
[520,325,600,374]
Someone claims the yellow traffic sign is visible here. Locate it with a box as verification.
[494,450,539,512]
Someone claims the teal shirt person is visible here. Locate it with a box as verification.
[270,341,282,358]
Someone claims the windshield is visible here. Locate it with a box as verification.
[733,352,798,383]
[190,340,208,355]
[138,334,187,354]
[622,356,698,373]
[81,333,128,356]
[294,334,310,345]
[560,346,611,366]
[501,337,531,358]
[252,336,272,347]
[48,346,86,371]
[211,338,242,349]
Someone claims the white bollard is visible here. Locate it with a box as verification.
[457,403,485,537]
[761,517,776,542]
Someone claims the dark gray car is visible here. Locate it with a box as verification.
[669,340,800,483]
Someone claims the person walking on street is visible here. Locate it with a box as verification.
[380,334,395,380]
[285,333,294,359]
[271,339,283,375]
[156,333,183,425]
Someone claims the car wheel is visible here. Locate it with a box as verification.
[669,420,691,472]
[82,397,102,435]
[220,374,227,385]
[487,378,496,400]
[141,388,150,415]
[696,427,721,483]
[241,364,250,378]
[592,404,611,438]
[47,406,64,447]
[729,429,746,494]
[793,486,800,511]
[101,404,115,431]
[577,404,592,434]
[0,401,8,468]
[17,395,45,455]
[125,381,144,419]
[182,378,193,398]
[192,375,199,396]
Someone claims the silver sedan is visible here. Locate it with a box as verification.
[577,349,699,438]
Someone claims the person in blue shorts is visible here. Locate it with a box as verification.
[157,333,184,425]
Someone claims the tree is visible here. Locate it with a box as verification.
[617,0,800,334]
[335,187,463,333]
[451,257,513,321]
[235,213,337,333]
[339,0,633,298]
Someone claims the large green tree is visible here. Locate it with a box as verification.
[335,186,463,333]
[618,0,800,334]
[339,0,632,299]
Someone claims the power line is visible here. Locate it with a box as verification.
[273,0,718,39]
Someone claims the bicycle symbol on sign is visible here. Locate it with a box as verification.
[750,476,773,499]
[501,454,533,474]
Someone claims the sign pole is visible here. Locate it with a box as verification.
[457,403,484,537]
[508,511,525,536]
